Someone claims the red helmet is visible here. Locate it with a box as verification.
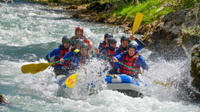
[75,26,84,33]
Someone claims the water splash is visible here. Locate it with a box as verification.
[57,58,109,100]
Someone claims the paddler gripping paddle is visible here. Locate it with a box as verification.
[130,13,172,87]
[21,57,73,74]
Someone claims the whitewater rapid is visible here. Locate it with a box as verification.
[0,1,199,112]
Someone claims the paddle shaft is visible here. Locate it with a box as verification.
[52,57,73,65]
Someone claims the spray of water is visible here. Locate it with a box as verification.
[56,58,109,100]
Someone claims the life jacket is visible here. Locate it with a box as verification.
[99,41,107,52]
[104,48,116,67]
[120,52,140,75]
[100,41,106,48]
[54,45,72,68]
[117,45,127,55]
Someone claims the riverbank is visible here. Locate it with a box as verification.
[24,0,199,41]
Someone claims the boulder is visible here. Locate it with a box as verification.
[0,94,8,104]
[65,5,78,9]
[191,44,200,91]
[144,4,200,60]
[87,2,113,12]
[0,0,12,3]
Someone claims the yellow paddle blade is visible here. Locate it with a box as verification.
[65,73,78,88]
[132,13,144,35]
[21,64,38,74]
[30,63,52,74]
[21,63,52,74]
[153,80,172,87]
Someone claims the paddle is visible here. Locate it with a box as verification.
[153,80,172,87]
[130,12,146,47]
[132,12,143,36]
[21,57,73,74]
[65,73,78,88]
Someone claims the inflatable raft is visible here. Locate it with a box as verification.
[105,74,146,97]
[56,74,146,97]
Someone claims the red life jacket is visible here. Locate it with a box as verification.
[117,45,127,54]
[99,41,107,52]
[118,48,124,54]
[100,43,105,49]
[120,52,140,75]
[105,48,116,67]
[54,46,72,69]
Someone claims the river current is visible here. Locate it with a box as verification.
[0,1,199,112]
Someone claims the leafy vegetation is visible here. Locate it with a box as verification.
[113,0,172,24]
[182,25,200,35]
[29,0,200,24]
[65,0,199,24]
[111,0,200,24]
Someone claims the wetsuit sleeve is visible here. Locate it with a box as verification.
[102,49,106,55]
[98,44,102,51]
[114,62,120,69]
[113,53,124,69]
[137,56,148,71]
[115,52,124,61]
[62,51,74,60]
[114,48,120,56]
[135,39,144,51]
[46,47,60,62]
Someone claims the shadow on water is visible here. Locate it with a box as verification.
[29,15,71,21]
[0,42,59,62]
[39,8,68,14]
[0,84,18,96]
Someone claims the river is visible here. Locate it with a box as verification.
[0,1,200,112]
